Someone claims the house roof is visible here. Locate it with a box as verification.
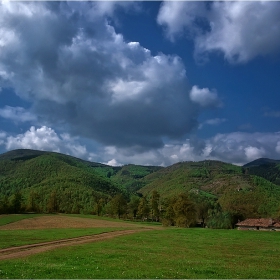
[236,218,280,228]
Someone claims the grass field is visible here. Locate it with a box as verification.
[0,214,44,226]
[0,227,128,249]
[1,215,280,279]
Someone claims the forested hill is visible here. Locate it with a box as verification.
[0,149,162,214]
[243,158,280,186]
[137,160,280,219]
[1,149,280,221]
[0,149,124,213]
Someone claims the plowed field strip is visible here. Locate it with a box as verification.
[0,229,147,260]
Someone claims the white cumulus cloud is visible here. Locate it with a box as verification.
[190,85,221,108]
[158,1,280,63]
[4,126,88,159]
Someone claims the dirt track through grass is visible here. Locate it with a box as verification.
[0,228,150,260]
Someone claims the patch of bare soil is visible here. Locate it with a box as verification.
[0,229,149,260]
[0,215,140,230]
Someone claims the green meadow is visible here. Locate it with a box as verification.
[1,225,280,279]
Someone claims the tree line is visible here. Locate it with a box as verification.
[2,188,267,229]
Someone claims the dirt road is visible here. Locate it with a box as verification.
[0,228,148,260]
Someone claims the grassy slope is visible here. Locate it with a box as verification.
[0,227,280,279]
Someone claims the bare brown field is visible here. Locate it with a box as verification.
[0,215,140,230]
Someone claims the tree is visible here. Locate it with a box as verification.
[47,191,59,213]
[196,200,212,228]
[26,190,39,212]
[11,191,23,214]
[207,202,232,229]
[138,197,150,221]
[161,197,176,226]
[127,196,140,219]
[151,190,160,222]
[110,194,127,219]
[94,198,105,216]
[173,193,197,227]
[0,196,10,214]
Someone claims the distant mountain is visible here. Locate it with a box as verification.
[243,158,280,186]
[243,158,280,167]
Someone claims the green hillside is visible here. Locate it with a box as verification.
[243,158,280,186]
[110,164,163,193]
[138,160,280,219]
[1,149,280,226]
[0,149,124,214]
[138,160,242,197]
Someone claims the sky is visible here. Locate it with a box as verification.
[0,1,280,167]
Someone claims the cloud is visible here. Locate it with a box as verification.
[158,1,280,63]
[190,85,221,108]
[204,132,280,165]
[199,118,226,129]
[1,126,280,167]
[157,1,206,41]
[3,126,88,159]
[244,146,266,162]
[0,106,36,123]
[0,1,202,150]
[92,132,280,167]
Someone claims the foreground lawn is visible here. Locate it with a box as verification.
[0,228,280,278]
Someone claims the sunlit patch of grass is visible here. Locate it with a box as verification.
[1,228,280,279]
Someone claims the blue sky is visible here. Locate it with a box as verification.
[0,1,280,166]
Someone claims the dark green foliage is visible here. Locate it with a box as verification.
[0,149,124,214]
[11,191,23,213]
[137,197,150,220]
[161,193,197,227]
[138,160,280,221]
[243,158,280,185]
[110,164,162,193]
[2,149,280,228]
[139,160,243,199]
[150,190,160,221]
[107,194,127,219]
[127,195,140,219]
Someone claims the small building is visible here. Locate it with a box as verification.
[236,218,280,231]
